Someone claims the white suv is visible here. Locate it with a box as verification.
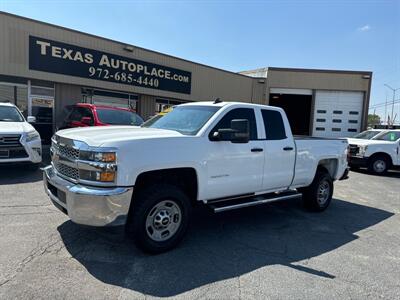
[0,103,42,169]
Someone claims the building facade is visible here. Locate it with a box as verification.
[0,12,372,142]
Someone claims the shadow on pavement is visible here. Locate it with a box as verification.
[58,198,393,297]
[0,148,50,185]
[351,167,400,179]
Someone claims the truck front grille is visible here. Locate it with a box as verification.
[55,162,79,180]
[57,144,80,160]
[349,144,359,155]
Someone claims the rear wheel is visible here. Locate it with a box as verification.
[127,184,191,254]
[368,155,389,175]
[301,170,333,212]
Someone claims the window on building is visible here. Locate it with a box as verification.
[261,109,287,140]
[155,98,186,113]
[0,83,28,117]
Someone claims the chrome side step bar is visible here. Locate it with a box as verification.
[208,191,302,213]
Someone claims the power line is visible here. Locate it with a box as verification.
[369,98,400,109]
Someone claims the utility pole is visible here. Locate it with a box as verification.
[384,84,400,125]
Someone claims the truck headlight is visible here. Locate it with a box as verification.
[359,145,368,156]
[80,151,116,162]
[79,170,116,182]
[25,130,40,142]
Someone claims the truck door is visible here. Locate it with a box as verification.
[260,109,296,191]
[205,108,264,200]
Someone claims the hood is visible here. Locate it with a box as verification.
[0,121,35,134]
[347,138,393,146]
[56,126,184,146]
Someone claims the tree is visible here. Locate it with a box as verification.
[368,114,381,126]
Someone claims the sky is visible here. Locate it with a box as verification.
[1,0,399,122]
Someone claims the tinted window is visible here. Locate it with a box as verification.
[333,119,342,123]
[375,131,400,141]
[0,106,24,122]
[333,110,343,114]
[354,130,382,139]
[69,107,93,122]
[97,109,144,126]
[317,110,326,114]
[261,109,286,140]
[211,108,258,140]
[349,111,359,115]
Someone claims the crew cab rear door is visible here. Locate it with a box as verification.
[259,108,296,191]
[204,107,264,200]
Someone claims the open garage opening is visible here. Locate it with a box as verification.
[269,93,312,136]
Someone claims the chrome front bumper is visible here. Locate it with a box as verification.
[43,165,133,227]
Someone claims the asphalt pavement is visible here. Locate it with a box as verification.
[0,165,399,299]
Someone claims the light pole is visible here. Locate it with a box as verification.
[384,84,400,125]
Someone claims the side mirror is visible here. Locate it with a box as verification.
[212,119,250,143]
[81,117,93,126]
[27,116,36,123]
[230,119,250,143]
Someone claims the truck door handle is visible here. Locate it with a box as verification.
[283,146,294,151]
[251,148,263,152]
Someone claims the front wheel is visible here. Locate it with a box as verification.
[128,184,191,254]
[368,155,389,175]
[301,170,333,212]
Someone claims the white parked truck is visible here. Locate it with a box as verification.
[0,102,42,169]
[348,129,400,174]
[44,101,349,253]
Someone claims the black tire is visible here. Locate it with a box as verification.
[128,183,191,254]
[301,170,333,212]
[368,155,389,175]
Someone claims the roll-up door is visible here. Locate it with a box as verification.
[312,91,364,138]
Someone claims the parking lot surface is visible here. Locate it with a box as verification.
[0,165,399,299]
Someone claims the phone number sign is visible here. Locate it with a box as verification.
[29,36,192,94]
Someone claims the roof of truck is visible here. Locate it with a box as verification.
[180,101,273,109]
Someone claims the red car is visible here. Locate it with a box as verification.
[59,103,144,129]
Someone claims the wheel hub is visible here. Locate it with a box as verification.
[145,200,182,242]
[373,160,386,173]
[154,210,171,229]
[317,180,330,205]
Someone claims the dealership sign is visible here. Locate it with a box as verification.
[29,36,192,94]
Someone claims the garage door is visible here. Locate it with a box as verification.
[312,91,364,138]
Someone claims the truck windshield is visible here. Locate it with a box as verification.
[353,130,382,140]
[97,109,144,126]
[0,106,24,122]
[142,106,220,135]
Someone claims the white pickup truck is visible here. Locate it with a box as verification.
[0,102,42,169]
[348,129,400,174]
[44,101,349,253]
